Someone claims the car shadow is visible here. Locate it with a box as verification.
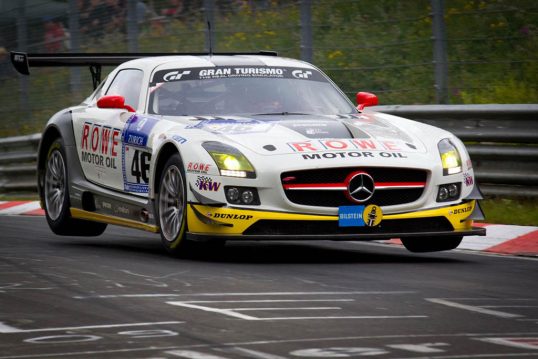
[54,234,466,265]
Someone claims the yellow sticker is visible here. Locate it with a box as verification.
[363,204,383,227]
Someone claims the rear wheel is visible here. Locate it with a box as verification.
[401,236,463,253]
[44,138,107,236]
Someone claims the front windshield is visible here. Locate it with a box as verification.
[148,66,357,116]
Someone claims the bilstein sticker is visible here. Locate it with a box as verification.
[338,204,383,227]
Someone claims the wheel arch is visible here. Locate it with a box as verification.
[151,141,182,198]
[37,109,82,204]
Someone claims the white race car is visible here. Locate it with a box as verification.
[11,51,485,254]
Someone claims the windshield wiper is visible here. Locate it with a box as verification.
[251,111,314,116]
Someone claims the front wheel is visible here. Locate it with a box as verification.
[401,236,463,253]
[156,153,189,254]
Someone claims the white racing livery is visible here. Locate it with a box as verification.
[11,51,485,254]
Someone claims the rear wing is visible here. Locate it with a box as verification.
[10,51,278,90]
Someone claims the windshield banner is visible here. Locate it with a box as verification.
[151,66,327,84]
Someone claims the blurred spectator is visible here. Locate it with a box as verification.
[79,0,91,34]
[80,0,109,38]
[161,0,183,18]
[104,0,126,31]
[43,18,66,53]
[137,1,154,24]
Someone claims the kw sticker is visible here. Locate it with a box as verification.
[195,176,221,191]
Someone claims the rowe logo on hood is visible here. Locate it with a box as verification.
[287,139,414,153]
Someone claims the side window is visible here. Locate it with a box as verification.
[85,78,107,104]
[106,69,144,110]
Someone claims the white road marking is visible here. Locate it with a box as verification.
[217,347,288,359]
[167,299,426,321]
[166,350,229,359]
[290,347,389,357]
[392,354,538,358]
[387,342,449,353]
[234,307,341,311]
[482,306,538,308]
[24,335,101,344]
[0,321,183,334]
[476,337,538,350]
[167,301,259,320]
[74,291,415,299]
[254,316,427,321]
[0,322,21,333]
[173,299,354,303]
[1,332,538,359]
[426,298,523,319]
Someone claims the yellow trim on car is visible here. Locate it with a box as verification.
[70,208,159,233]
[383,200,475,231]
[188,200,477,235]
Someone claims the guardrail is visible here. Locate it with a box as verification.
[374,104,538,198]
[0,104,537,197]
[0,133,40,194]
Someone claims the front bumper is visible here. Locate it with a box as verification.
[186,200,486,240]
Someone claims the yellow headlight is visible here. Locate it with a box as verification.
[438,139,462,175]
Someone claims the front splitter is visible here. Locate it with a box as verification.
[187,227,486,241]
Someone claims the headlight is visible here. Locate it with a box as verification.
[202,141,256,178]
[438,138,462,175]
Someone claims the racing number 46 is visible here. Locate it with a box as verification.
[131,150,151,184]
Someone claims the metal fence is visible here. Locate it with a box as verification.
[0,0,537,137]
[1,105,536,198]
[374,104,538,197]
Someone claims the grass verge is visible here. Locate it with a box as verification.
[480,197,538,226]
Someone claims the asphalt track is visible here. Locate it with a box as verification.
[0,216,537,358]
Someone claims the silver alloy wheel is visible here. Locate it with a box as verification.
[158,165,185,242]
[44,149,66,221]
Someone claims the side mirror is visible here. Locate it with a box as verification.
[97,95,135,112]
[356,92,378,110]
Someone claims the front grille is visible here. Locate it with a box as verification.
[244,217,452,236]
[281,167,428,207]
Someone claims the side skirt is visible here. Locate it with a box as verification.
[70,208,159,233]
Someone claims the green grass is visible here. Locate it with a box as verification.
[480,198,538,226]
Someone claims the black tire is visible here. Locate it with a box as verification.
[43,138,107,236]
[155,153,190,254]
[401,236,463,253]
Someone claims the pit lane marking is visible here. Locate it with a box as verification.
[166,300,426,321]
[426,298,524,318]
[216,347,288,359]
[0,320,183,334]
[1,332,538,359]
[73,290,415,299]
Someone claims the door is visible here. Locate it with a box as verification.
[73,69,147,194]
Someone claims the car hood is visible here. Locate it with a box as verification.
[183,113,428,155]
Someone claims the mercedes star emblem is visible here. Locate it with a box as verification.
[347,172,375,203]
